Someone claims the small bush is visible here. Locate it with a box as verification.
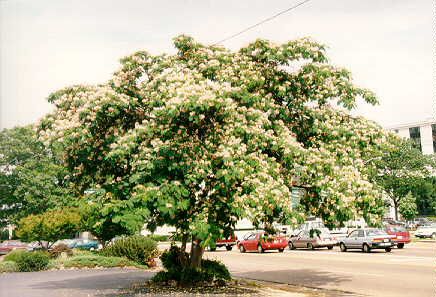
[15,251,50,272]
[4,249,28,262]
[0,261,18,273]
[147,234,169,242]
[49,244,73,258]
[160,245,189,271]
[101,235,158,265]
[202,259,231,281]
[153,245,231,286]
[52,254,143,269]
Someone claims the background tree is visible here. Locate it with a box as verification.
[0,126,73,226]
[16,208,81,249]
[39,36,395,268]
[78,189,147,246]
[398,192,418,221]
[370,140,433,220]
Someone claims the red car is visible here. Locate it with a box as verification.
[210,234,238,251]
[385,225,410,249]
[0,240,30,255]
[237,231,287,253]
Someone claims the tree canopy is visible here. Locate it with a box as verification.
[0,126,73,226]
[39,36,396,265]
[370,139,434,219]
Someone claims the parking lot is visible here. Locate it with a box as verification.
[205,241,435,297]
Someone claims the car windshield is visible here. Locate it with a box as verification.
[366,229,387,236]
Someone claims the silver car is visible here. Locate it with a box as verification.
[288,229,337,250]
[339,228,394,253]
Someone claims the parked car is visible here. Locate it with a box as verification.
[288,229,337,250]
[414,224,436,239]
[237,231,287,253]
[0,240,30,255]
[68,239,99,250]
[210,234,238,251]
[414,217,431,227]
[339,228,394,253]
[385,225,410,248]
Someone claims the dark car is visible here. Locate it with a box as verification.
[237,231,287,253]
[68,239,99,250]
[0,240,30,255]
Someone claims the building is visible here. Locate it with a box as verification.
[386,119,436,155]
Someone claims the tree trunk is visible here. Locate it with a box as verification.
[394,200,399,220]
[180,233,188,252]
[190,238,204,268]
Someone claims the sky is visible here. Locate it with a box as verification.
[0,0,434,129]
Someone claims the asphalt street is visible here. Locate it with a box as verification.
[205,242,435,297]
[0,242,433,297]
[0,268,154,297]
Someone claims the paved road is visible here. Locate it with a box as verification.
[0,268,154,297]
[205,242,435,297]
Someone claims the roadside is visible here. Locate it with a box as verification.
[0,268,345,297]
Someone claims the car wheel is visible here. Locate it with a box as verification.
[340,243,347,252]
[397,243,404,249]
[307,243,315,250]
[258,244,264,253]
[278,248,284,253]
[288,242,296,250]
[363,244,371,253]
[225,245,233,251]
[239,245,246,253]
[385,247,392,252]
[327,246,333,250]
[432,233,436,240]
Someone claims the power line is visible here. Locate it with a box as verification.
[212,0,313,46]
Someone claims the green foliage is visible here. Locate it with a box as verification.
[0,229,9,241]
[79,199,142,245]
[15,251,50,272]
[147,234,169,242]
[154,245,230,286]
[399,192,418,220]
[407,177,436,216]
[4,249,28,262]
[101,235,158,265]
[41,35,398,267]
[49,243,73,258]
[0,126,74,227]
[371,140,434,219]
[17,208,81,247]
[0,261,18,273]
[52,254,141,268]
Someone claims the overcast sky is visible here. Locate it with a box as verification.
[0,0,434,129]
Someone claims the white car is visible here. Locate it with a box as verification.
[414,224,436,239]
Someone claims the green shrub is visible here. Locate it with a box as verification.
[0,261,18,273]
[4,249,28,262]
[52,254,143,269]
[101,235,158,265]
[15,251,50,272]
[49,244,73,258]
[202,259,231,281]
[0,229,9,241]
[147,234,169,242]
[160,245,189,271]
[153,245,230,286]
[72,248,95,256]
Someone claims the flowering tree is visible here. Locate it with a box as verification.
[39,36,394,267]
